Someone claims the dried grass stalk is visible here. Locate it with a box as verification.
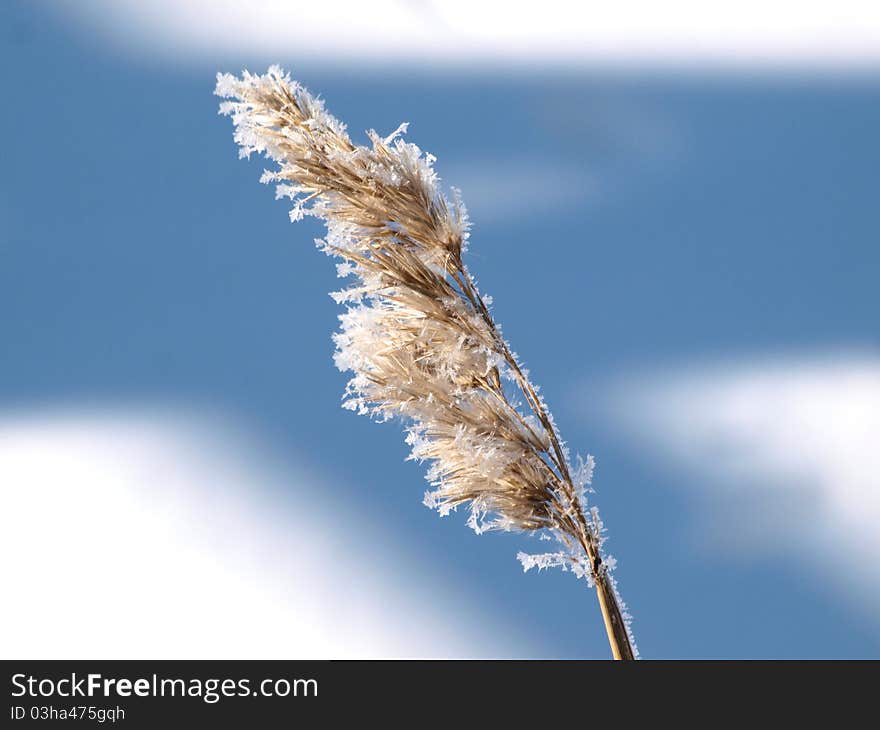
[216,67,637,659]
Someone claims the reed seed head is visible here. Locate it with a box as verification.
[216,66,637,657]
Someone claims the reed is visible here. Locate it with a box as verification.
[216,67,637,659]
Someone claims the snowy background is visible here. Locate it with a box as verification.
[1,1,878,658]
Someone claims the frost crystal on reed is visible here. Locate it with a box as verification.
[216,67,637,659]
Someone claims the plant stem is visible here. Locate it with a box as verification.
[595,571,636,660]
[458,259,637,659]
[578,531,636,660]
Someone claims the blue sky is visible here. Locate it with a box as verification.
[2,1,879,658]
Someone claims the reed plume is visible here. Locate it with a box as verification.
[215,66,637,659]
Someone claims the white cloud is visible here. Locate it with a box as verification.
[441,159,596,225]
[594,351,880,620]
[0,406,527,658]
[52,0,880,67]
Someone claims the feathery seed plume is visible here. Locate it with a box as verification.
[215,66,637,659]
